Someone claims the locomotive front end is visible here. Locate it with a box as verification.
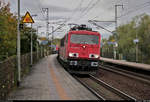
[67,31,101,74]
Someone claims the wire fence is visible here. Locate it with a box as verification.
[0,50,49,100]
[101,50,150,64]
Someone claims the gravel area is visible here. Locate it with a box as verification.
[95,68,150,100]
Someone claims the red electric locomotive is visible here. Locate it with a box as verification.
[58,25,101,74]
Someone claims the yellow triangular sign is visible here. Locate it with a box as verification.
[111,39,115,42]
[22,12,34,23]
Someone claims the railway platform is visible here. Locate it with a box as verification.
[100,57,150,71]
[8,54,98,100]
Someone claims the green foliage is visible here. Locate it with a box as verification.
[52,38,61,46]
[20,26,37,54]
[0,1,37,61]
[0,2,17,60]
[101,38,114,58]
[105,14,150,64]
[117,20,136,54]
[137,15,150,63]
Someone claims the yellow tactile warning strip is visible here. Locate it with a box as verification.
[48,62,70,100]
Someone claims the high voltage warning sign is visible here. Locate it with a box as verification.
[22,12,34,23]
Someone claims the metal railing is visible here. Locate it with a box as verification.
[101,51,150,64]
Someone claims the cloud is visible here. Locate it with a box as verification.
[40,4,72,13]
[5,0,150,39]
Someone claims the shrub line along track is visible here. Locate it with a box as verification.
[73,74,136,100]
[100,64,150,85]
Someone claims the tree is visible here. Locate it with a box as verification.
[52,38,61,46]
[106,14,150,63]
[0,1,38,61]
[20,25,37,54]
[137,14,150,63]
[0,2,17,60]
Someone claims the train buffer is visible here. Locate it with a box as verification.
[8,54,98,100]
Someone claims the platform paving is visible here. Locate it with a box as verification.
[8,54,98,100]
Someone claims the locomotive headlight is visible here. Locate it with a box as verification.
[89,54,99,58]
[69,53,79,57]
[94,54,99,58]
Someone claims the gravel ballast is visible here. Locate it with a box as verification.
[95,69,150,100]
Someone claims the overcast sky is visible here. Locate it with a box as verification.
[4,0,150,39]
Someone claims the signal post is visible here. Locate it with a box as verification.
[22,12,35,66]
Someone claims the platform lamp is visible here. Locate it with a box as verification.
[133,23,139,63]
[30,14,37,67]
[48,26,54,53]
[36,26,42,59]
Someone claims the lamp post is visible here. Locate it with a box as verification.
[30,14,37,66]
[136,37,139,63]
[114,4,123,59]
[17,0,21,86]
[42,8,49,56]
[133,24,139,63]
[49,26,54,45]
[47,25,54,54]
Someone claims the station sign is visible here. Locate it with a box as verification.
[133,39,139,44]
[49,45,56,48]
[38,37,47,41]
[111,39,115,42]
[41,41,48,45]
[107,42,115,45]
[107,41,118,47]
[22,12,34,23]
[114,42,118,47]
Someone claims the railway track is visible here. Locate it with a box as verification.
[74,74,136,100]
[74,75,105,100]
[100,64,150,85]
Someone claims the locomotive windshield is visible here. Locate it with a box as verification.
[70,34,99,44]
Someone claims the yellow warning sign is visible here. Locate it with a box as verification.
[38,37,47,41]
[22,12,34,23]
[111,39,115,42]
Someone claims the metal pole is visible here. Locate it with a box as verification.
[136,43,138,62]
[17,0,21,86]
[41,46,42,57]
[115,5,117,32]
[42,8,49,56]
[114,4,123,60]
[114,5,117,59]
[31,23,33,66]
[51,26,54,50]
[37,42,39,59]
[47,8,49,39]
[136,30,138,63]
[47,8,49,56]
[50,26,54,54]
[37,27,39,59]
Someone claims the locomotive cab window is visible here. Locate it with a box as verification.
[70,34,99,44]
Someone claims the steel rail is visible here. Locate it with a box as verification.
[90,75,136,101]
[73,76,105,100]
[100,64,150,85]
